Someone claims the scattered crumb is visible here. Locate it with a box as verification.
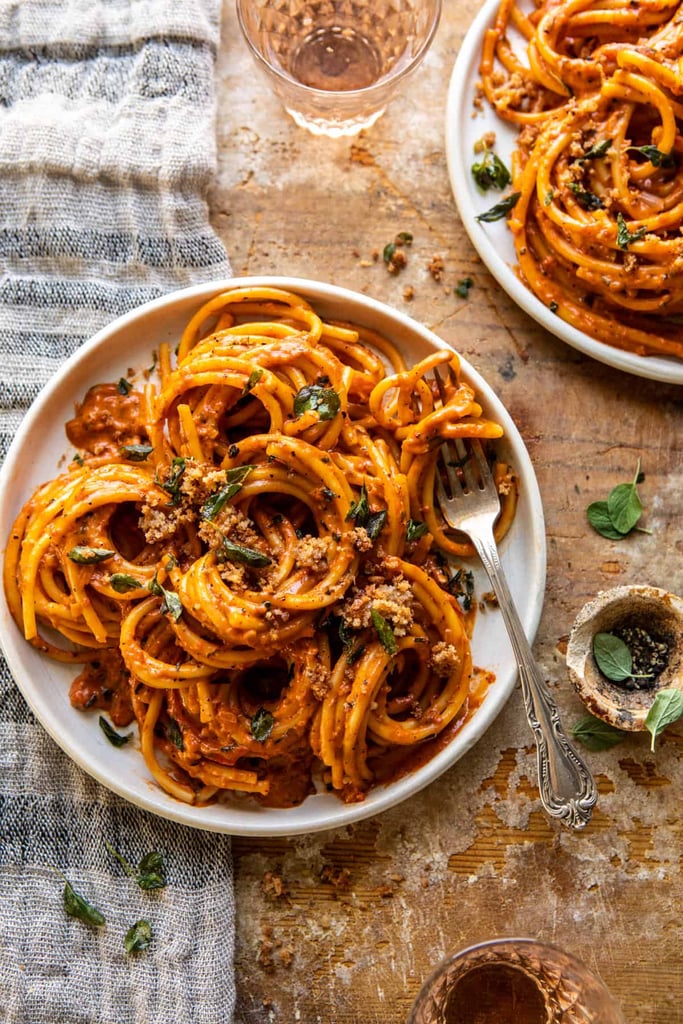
[403,285,415,301]
[262,870,289,900]
[427,255,445,281]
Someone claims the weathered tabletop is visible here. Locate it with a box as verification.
[212,2,683,1021]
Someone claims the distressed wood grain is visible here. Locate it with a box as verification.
[212,2,683,1020]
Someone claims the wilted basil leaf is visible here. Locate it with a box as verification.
[293,384,341,421]
[627,145,674,168]
[63,880,106,927]
[166,718,184,750]
[120,444,153,462]
[364,510,387,541]
[242,368,264,395]
[471,149,511,191]
[218,539,272,568]
[68,547,115,565]
[125,919,153,954]
[347,483,370,524]
[616,213,647,249]
[201,465,255,520]
[475,192,521,223]
[110,573,142,593]
[156,457,186,505]
[251,707,274,742]
[99,716,132,748]
[568,183,603,210]
[136,851,167,891]
[406,519,428,542]
[575,138,612,163]
[118,378,132,395]
[371,608,398,656]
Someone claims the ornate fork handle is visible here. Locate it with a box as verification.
[471,526,597,830]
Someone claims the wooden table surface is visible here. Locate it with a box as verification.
[212,3,683,1021]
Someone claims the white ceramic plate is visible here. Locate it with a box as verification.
[0,277,546,836]
[445,0,683,386]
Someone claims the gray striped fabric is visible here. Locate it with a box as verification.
[0,2,236,1021]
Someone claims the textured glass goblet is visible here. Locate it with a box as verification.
[235,0,441,137]
[407,938,627,1024]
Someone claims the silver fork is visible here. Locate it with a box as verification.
[434,426,597,830]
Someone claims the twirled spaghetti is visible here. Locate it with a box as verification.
[4,286,517,807]
[478,0,683,360]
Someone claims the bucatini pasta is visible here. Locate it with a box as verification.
[478,0,683,360]
[4,286,517,807]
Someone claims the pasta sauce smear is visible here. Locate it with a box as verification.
[4,287,516,809]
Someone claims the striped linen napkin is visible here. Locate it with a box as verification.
[0,2,236,1022]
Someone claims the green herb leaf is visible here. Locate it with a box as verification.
[543,189,554,206]
[200,465,255,521]
[166,718,184,750]
[63,880,106,927]
[217,539,272,568]
[293,384,341,421]
[156,457,186,505]
[471,149,512,191]
[99,716,132,748]
[347,483,370,524]
[110,573,142,593]
[572,714,626,751]
[575,138,612,163]
[645,688,683,751]
[406,519,428,542]
[148,574,183,621]
[593,632,635,682]
[365,509,387,541]
[136,851,167,891]
[251,707,275,743]
[371,608,398,656]
[447,568,475,611]
[125,919,153,954]
[383,242,397,264]
[568,183,604,210]
[67,546,115,565]
[120,444,153,462]
[475,192,521,223]
[586,500,626,540]
[455,277,474,298]
[242,368,264,395]
[104,840,135,876]
[606,461,643,534]
[118,378,132,395]
[627,144,675,168]
[616,212,647,249]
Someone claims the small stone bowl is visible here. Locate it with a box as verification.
[566,585,683,731]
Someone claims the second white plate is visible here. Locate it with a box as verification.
[445,0,683,386]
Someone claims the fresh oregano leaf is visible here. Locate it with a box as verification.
[125,919,153,954]
[645,688,683,751]
[572,714,626,751]
[371,608,398,656]
[251,707,275,743]
[99,716,132,748]
[67,546,115,564]
[63,880,106,927]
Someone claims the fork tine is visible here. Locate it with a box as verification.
[470,438,495,487]
[439,442,462,497]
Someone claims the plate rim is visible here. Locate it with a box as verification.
[0,275,547,836]
[444,0,683,387]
